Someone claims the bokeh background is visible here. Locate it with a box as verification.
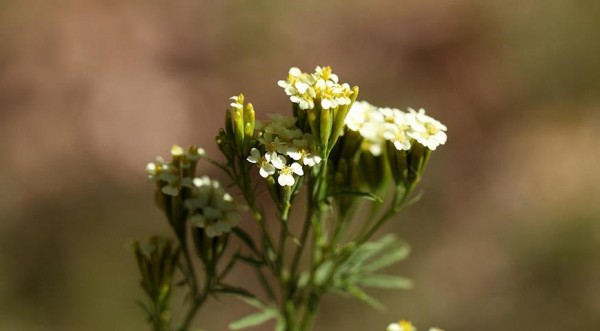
[1,0,600,330]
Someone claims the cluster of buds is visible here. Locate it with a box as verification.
[278,66,359,154]
[216,94,256,169]
[146,145,240,239]
[133,236,180,328]
[386,320,444,331]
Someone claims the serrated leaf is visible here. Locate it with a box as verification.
[364,243,410,272]
[356,274,413,290]
[329,190,384,203]
[229,308,277,330]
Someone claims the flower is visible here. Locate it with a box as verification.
[247,113,321,187]
[277,162,304,186]
[387,320,416,331]
[185,176,240,237]
[278,66,358,151]
[247,148,276,178]
[345,101,448,155]
[406,108,447,151]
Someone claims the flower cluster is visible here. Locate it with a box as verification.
[277,66,359,153]
[146,145,206,196]
[146,145,239,237]
[278,66,354,111]
[247,114,321,187]
[345,101,448,154]
[387,320,444,331]
[184,176,240,237]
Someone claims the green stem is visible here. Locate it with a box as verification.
[176,273,212,331]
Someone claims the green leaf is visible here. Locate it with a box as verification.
[314,260,334,287]
[356,274,413,290]
[234,254,265,267]
[343,235,398,272]
[364,243,410,272]
[232,228,259,255]
[346,285,385,311]
[213,284,258,301]
[229,308,278,330]
[275,317,286,331]
[328,190,384,203]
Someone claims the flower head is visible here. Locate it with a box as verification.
[247,114,320,187]
[406,108,447,151]
[185,176,240,237]
[387,320,416,331]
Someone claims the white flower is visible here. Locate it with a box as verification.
[186,177,240,237]
[386,320,416,331]
[277,162,303,187]
[287,136,322,167]
[279,66,354,111]
[230,95,244,109]
[429,328,444,331]
[406,108,447,151]
[247,148,276,178]
[271,154,287,170]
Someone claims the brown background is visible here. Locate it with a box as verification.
[1,0,599,330]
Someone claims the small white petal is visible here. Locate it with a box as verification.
[278,174,295,186]
[290,162,304,176]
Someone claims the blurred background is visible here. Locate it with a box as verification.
[1,0,599,330]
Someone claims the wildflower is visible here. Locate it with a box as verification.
[278,66,358,152]
[277,162,304,187]
[345,100,387,156]
[185,176,240,237]
[248,114,321,187]
[406,108,447,151]
[387,320,416,331]
[287,136,322,166]
[247,148,276,178]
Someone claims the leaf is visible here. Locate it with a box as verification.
[275,317,287,331]
[314,260,334,287]
[356,274,413,290]
[229,308,278,330]
[364,243,410,272]
[343,235,398,272]
[219,249,240,279]
[234,254,265,267]
[232,228,259,254]
[213,284,259,302]
[328,190,384,203]
[346,285,385,311]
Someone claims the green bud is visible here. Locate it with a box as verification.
[244,103,255,138]
[133,236,180,306]
[307,107,320,143]
[233,108,245,151]
[386,141,408,186]
[225,108,234,138]
[329,86,359,153]
[320,108,332,151]
[407,142,431,186]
